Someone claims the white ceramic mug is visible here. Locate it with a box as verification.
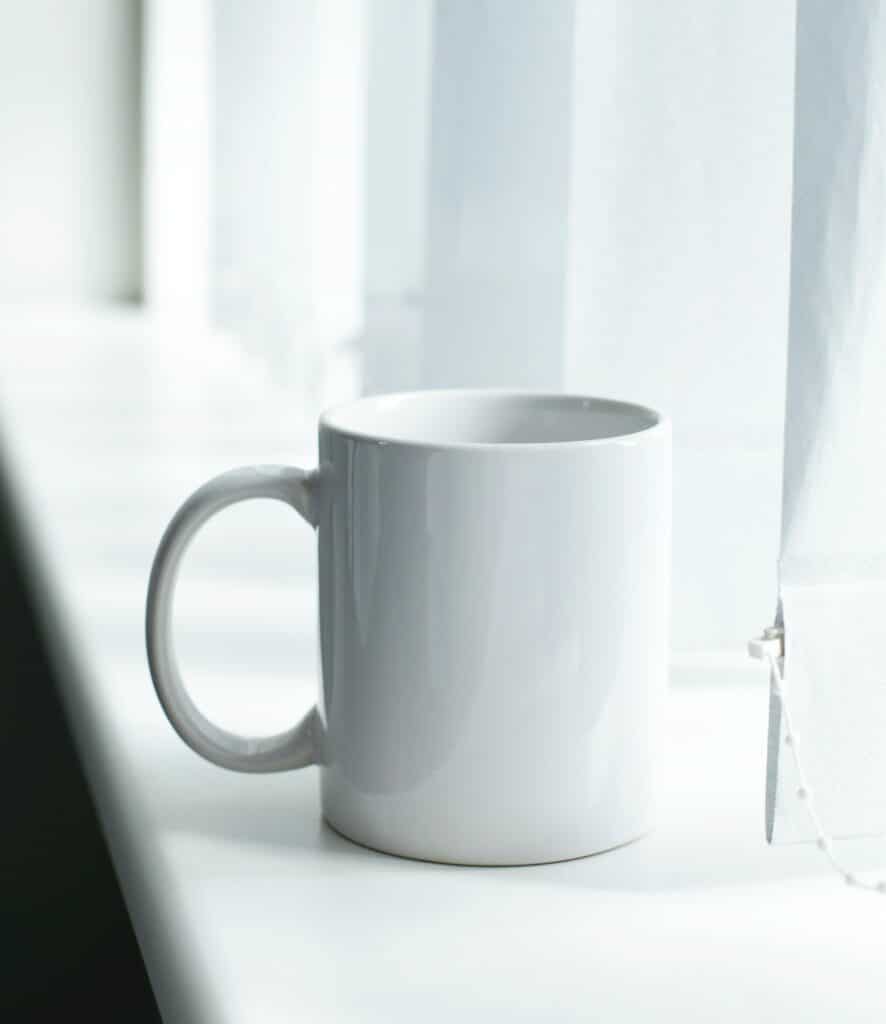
[146,390,670,865]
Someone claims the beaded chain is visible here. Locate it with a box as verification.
[762,642,886,894]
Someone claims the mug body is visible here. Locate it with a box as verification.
[316,391,670,865]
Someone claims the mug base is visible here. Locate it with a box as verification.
[322,814,650,867]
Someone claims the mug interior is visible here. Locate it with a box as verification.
[321,391,661,447]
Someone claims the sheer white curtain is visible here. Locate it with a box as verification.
[144,0,795,663]
[768,0,886,842]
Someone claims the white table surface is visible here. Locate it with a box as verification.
[2,310,885,1023]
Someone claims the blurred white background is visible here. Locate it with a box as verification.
[0,0,796,666]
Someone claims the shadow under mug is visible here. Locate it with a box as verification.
[146,390,671,866]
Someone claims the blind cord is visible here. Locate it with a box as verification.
[759,641,886,893]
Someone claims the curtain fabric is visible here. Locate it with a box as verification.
[768,0,886,842]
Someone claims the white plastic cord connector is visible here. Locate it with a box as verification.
[750,626,886,894]
[747,626,784,663]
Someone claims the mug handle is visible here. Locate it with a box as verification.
[146,465,324,772]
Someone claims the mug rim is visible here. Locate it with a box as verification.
[319,388,668,452]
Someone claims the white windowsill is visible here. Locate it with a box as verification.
[1,309,882,1023]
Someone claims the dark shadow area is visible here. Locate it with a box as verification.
[0,455,160,1022]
